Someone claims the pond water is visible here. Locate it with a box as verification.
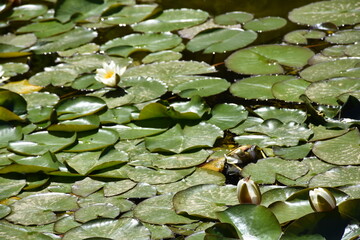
[0,0,359,239]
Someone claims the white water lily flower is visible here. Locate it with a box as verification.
[309,187,336,212]
[237,177,261,205]
[95,61,126,87]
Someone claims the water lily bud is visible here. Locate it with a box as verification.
[309,188,336,212]
[95,61,126,87]
[237,177,261,205]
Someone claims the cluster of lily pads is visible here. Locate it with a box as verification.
[0,0,359,239]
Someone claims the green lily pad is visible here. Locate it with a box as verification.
[186,29,257,53]
[6,192,78,225]
[65,148,127,175]
[241,157,308,184]
[8,132,76,156]
[127,166,195,184]
[142,50,182,64]
[288,0,360,26]
[217,204,282,240]
[273,143,313,160]
[106,124,167,140]
[225,44,314,75]
[102,4,158,25]
[254,106,307,123]
[1,62,29,77]
[56,96,106,120]
[9,4,48,21]
[261,187,303,207]
[214,11,254,25]
[48,115,100,132]
[74,203,120,223]
[0,204,11,219]
[155,168,226,194]
[207,103,248,130]
[309,166,360,187]
[0,222,53,240]
[54,214,81,234]
[312,129,360,165]
[204,223,239,240]
[118,182,157,199]
[152,150,210,169]
[131,8,209,32]
[173,184,239,219]
[29,69,77,87]
[305,77,360,105]
[101,32,181,57]
[244,16,287,32]
[272,77,311,102]
[4,152,60,173]
[284,30,326,44]
[134,194,197,225]
[310,125,348,141]
[26,106,53,123]
[123,60,216,90]
[22,92,59,108]
[104,179,137,197]
[99,106,137,125]
[145,123,223,153]
[325,30,360,44]
[172,77,230,98]
[0,123,22,148]
[230,75,294,100]
[62,218,150,240]
[0,89,27,115]
[17,21,75,38]
[0,175,26,200]
[143,223,174,240]
[71,177,105,197]
[30,28,97,54]
[300,58,360,82]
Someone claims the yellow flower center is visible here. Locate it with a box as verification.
[104,71,114,79]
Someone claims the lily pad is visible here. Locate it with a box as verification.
[254,106,307,123]
[0,89,27,115]
[1,62,29,77]
[244,16,287,32]
[152,150,210,169]
[107,124,167,140]
[17,21,75,38]
[230,75,294,100]
[131,8,209,32]
[325,30,360,44]
[0,222,54,240]
[309,166,360,187]
[71,177,105,197]
[300,58,360,82]
[172,77,230,98]
[123,60,216,90]
[173,184,239,219]
[22,92,59,108]
[313,129,360,165]
[6,192,78,225]
[214,11,254,25]
[74,203,120,223]
[9,4,48,21]
[241,157,308,184]
[134,194,196,225]
[288,0,360,26]
[272,77,311,102]
[104,179,137,197]
[225,44,314,75]
[29,69,77,87]
[145,123,223,153]
[284,30,326,44]
[48,115,100,132]
[217,204,282,240]
[186,29,257,53]
[0,204,11,219]
[8,131,76,156]
[142,50,182,63]
[102,4,158,25]
[305,77,360,105]
[101,32,182,57]
[0,123,22,148]
[207,103,248,130]
[62,218,150,240]
[0,176,26,200]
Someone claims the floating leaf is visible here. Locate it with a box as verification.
[309,166,360,187]
[63,218,150,240]
[0,222,53,240]
[1,62,29,77]
[132,8,209,32]
[272,77,311,102]
[142,50,182,63]
[71,177,105,197]
[244,16,287,32]
[225,44,314,75]
[325,30,360,44]
[48,115,100,132]
[313,129,360,165]
[0,175,26,200]
[214,11,254,25]
[17,21,75,38]
[172,77,230,98]
[0,204,11,219]
[305,77,360,105]
[186,29,257,53]
[29,69,77,87]
[107,124,167,140]
[217,204,282,240]
[0,123,22,148]
[134,194,196,225]
[8,132,76,156]
[284,30,326,44]
[123,60,216,90]
[22,92,59,108]
[207,103,248,130]
[254,106,307,123]
[104,179,137,197]
[1,80,42,94]
[0,89,27,115]
[9,4,48,21]
[101,32,181,57]
[230,75,293,100]
[288,0,360,26]
[119,182,157,199]
[74,203,120,223]
[300,58,360,82]
[241,157,308,184]
[103,4,158,25]
[152,150,210,169]
[145,123,223,153]
[173,184,238,219]
[6,192,78,225]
